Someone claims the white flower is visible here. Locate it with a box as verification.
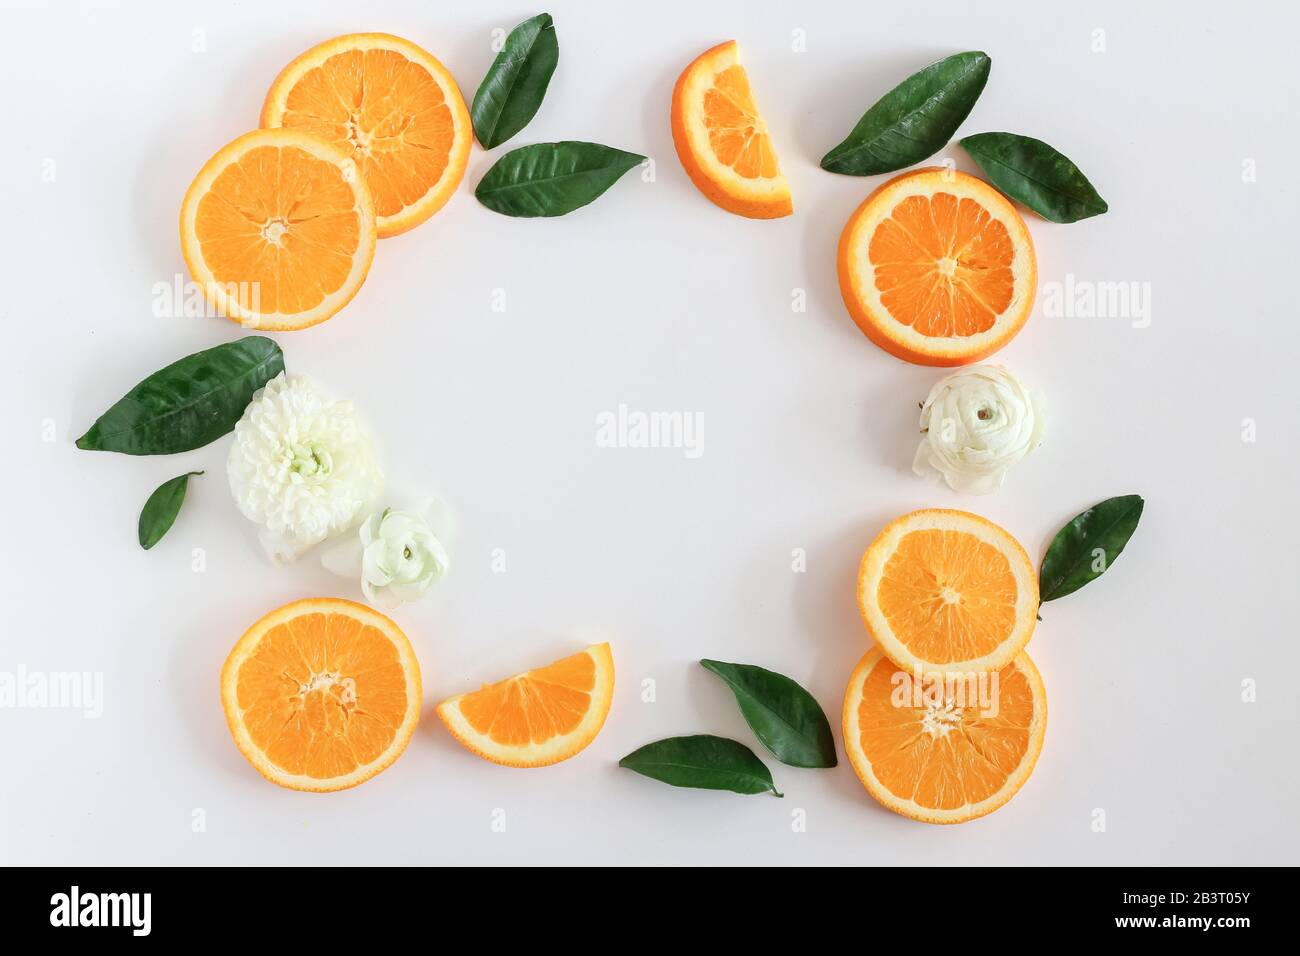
[227,373,383,563]
[321,499,449,608]
[913,365,1045,495]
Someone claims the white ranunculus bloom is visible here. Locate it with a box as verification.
[913,365,1045,495]
[227,373,383,563]
[321,499,450,609]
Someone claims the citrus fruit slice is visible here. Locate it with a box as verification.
[842,647,1046,824]
[220,598,422,792]
[838,168,1036,366]
[179,128,377,331]
[436,643,614,767]
[261,33,472,238]
[858,509,1038,674]
[670,40,792,219]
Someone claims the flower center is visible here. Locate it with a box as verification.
[289,443,333,478]
[976,405,992,421]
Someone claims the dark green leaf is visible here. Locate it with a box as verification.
[76,337,284,455]
[960,132,1108,222]
[619,735,782,796]
[1040,495,1144,603]
[138,471,202,550]
[700,660,837,768]
[472,13,559,149]
[475,141,645,217]
[821,51,991,175]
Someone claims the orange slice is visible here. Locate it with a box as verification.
[220,598,422,792]
[858,509,1038,674]
[843,647,1046,824]
[436,643,614,767]
[671,40,792,219]
[179,128,377,330]
[838,168,1036,366]
[261,33,472,238]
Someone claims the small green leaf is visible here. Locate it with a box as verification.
[76,336,284,455]
[138,471,202,550]
[1040,495,1144,603]
[475,141,645,217]
[619,735,782,796]
[700,660,837,768]
[821,51,991,175]
[472,13,559,149]
[960,132,1108,222]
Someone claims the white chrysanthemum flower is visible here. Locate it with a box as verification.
[227,373,383,563]
[913,365,1045,495]
[321,499,450,609]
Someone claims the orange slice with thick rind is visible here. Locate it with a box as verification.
[843,646,1046,824]
[838,168,1036,365]
[261,33,472,238]
[179,128,377,331]
[220,598,422,792]
[436,643,614,767]
[671,40,792,219]
[858,509,1038,674]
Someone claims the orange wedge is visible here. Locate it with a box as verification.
[838,168,1036,365]
[261,33,472,238]
[858,509,1038,674]
[436,643,614,767]
[220,598,422,792]
[843,647,1046,824]
[179,128,377,330]
[671,40,792,219]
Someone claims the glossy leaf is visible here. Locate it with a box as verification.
[1040,495,1144,603]
[472,13,559,149]
[960,132,1108,222]
[138,471,202,550]
[475,141,645,217]
[76,336,283,455]
[701,660,837,768]
[821,51,991,175]
[619,735,782,796]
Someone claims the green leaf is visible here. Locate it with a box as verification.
[960,132,1108,222]
[820,51,991,175]
[75,336,283,455]
[472,13,559,149]
[475,141,645,217]
[1040,495,1144,603]
[700,660,837,768]
[138,471,202,550]
[618,735,782,796]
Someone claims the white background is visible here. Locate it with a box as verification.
[2,0,1297,866]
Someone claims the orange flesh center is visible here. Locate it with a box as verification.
[278,48,455,219]
[868,192,1015,337]
[235,612,409,779]
[877,529,1018,664]
[459,651,597,747]
[856,656,1034,810]
[703,65,780,179]
[194,145,361,315]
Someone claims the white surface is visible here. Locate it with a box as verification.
[2,0,1297,866]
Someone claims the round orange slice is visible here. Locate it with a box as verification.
[843,647,1046,824]
[179,128,377,330]
[261,33,472,238]
[220,598,422,792]
[436,643,614,767]
[838,168,1036,366]
[858,509,1038,674]
[671,40,792,219]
